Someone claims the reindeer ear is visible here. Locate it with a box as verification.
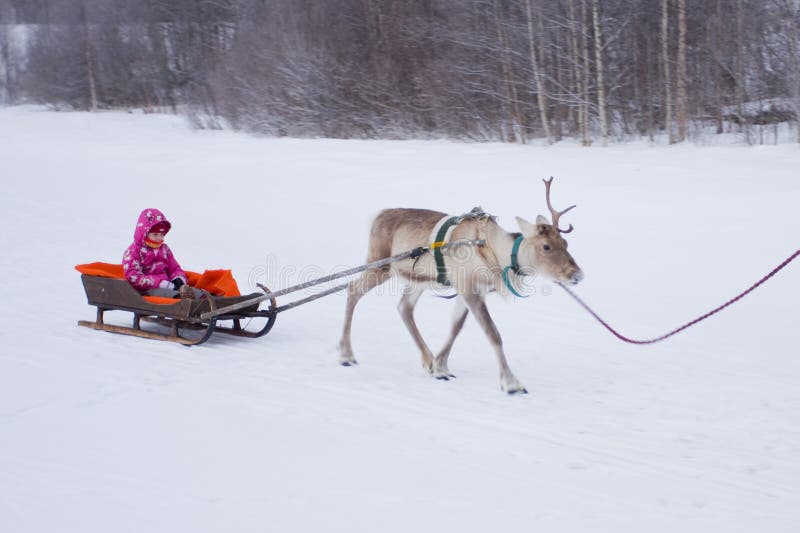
[516,216,537,237]
[536,214,550,225]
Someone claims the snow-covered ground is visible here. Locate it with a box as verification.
[1,106,798,532]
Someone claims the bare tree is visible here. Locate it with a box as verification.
[566,0,586,142]
[736,0,749,141]
[79,2,97,111]
[493,0,525,143]
[661,0,674,143]
[0,26,12,104]
[580,0,592,145]
[524,0,551,142]
[782,0,800,143]
[592,0,608,143]
[713,0,724,134]
[676,0,687,141]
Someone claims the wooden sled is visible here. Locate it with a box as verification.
[76,246,438,346]
[77,269,277,346]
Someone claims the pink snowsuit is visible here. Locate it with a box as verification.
[122,208,187,293]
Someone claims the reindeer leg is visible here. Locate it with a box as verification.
[432,297,468,380]
[397,284,435,373]
[338,267,390,365]
[461,293,527,394]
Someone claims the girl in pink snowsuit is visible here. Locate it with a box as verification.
[122,208,188,296]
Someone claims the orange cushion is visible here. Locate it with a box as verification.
[76,262,242,300]
[76,262,125,278]
[143,295,181,305]
[187,269,241,297]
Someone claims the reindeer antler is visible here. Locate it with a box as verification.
[542,177,576,233]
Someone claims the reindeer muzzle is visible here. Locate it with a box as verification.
[568,269,584,285]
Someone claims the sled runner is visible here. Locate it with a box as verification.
[76,263,277,345]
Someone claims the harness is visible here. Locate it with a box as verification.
[430,208,527,296]
[428,207,489,286]
[501,234,527,298]
[431,216,461,286]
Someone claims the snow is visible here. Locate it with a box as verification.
[1,106,799,532]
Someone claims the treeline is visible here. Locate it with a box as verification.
[1,0,799,143]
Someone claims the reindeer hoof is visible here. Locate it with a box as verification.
[339,355,358,366]
[434,370,456,380]
[501,379,528,395]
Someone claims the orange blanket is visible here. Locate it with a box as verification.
[76,262,242,304]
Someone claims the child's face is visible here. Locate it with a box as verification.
[147,231,165,243]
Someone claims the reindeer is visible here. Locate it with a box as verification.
[337,178,583,394]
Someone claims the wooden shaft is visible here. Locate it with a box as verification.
[201,247,427,319]
[274,282,350,314]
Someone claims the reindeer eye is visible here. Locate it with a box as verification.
[543,244,551,251]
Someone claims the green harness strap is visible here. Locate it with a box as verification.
[433,216,460,286]
[502,234,528,298]
[431,211,528,295]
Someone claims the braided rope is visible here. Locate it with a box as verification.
[556,249,800,345]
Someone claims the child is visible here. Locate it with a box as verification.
[122,208,198,298]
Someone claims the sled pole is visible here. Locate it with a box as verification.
[200,246,428,319]
[274,281,350,314]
